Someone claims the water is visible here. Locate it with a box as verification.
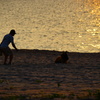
[0,0,100,52]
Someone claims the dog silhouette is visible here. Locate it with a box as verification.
[55,51,69,63]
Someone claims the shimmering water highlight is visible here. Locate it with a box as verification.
[0,0,100,52]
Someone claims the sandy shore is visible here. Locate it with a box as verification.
[0,49,100,100]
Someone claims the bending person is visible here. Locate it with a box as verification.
[0,29,18,65]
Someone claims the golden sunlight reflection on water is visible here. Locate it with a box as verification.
[0,0,100,52]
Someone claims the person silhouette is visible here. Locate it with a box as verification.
[0,29,18,65]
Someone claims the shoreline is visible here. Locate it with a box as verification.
[11,48,100,53]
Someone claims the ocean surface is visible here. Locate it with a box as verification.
[0,0,100,52]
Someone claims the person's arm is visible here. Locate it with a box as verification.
[11,41,18,51]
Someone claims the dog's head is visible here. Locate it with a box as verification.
[61,51,69,60]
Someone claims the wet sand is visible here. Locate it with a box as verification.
[0,49,100,100]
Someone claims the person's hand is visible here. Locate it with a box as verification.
[15,48,19,51]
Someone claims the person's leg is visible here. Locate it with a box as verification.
[0,48,8,65]
[0,49,2,56]
[7,48,13,65]
[4,54,8,65]
[3,47,13,65]
[8,54,13,65]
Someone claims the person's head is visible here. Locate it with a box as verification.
[9,29,16,36]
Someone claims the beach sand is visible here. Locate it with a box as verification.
[0,49,100,100]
